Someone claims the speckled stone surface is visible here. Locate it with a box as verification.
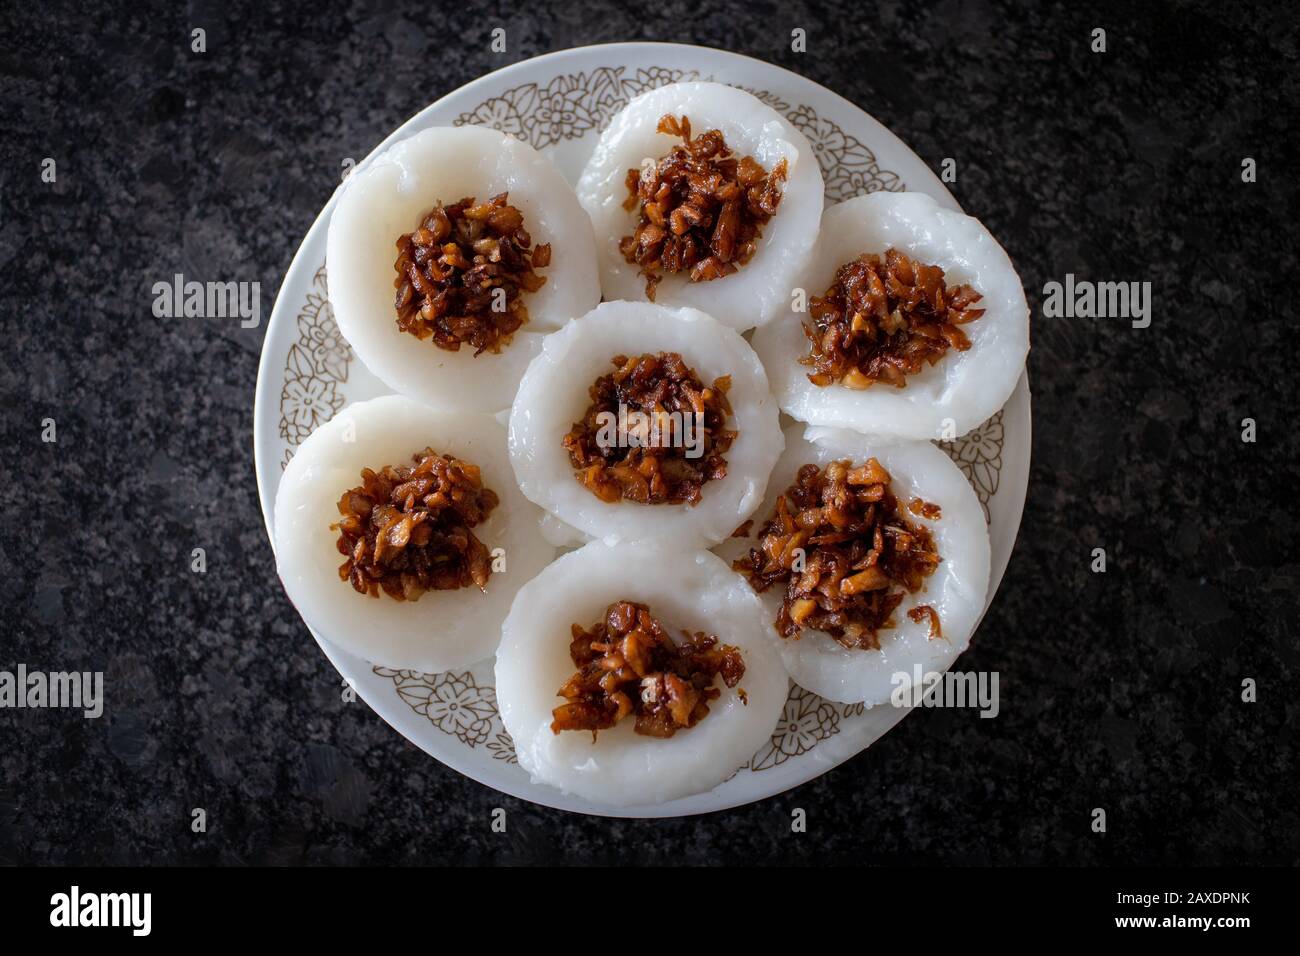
[1,0,1296,865]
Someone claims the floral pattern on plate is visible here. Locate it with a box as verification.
[279,266,350,468]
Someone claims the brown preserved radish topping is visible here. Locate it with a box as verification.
[619,114,788,300]
[907,604,942,640]
[393,193,550,355]
[802,248,985,389]
[331,448,499,600]
[562,351,736,506]
[908,497,943,521]
[735,458,942,650]
[551,600,746,738]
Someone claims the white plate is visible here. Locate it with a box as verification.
[253,42,1032,818]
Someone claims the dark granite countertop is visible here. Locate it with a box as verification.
[1,0,1296,865]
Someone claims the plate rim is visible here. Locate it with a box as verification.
[252,41,1032,817]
